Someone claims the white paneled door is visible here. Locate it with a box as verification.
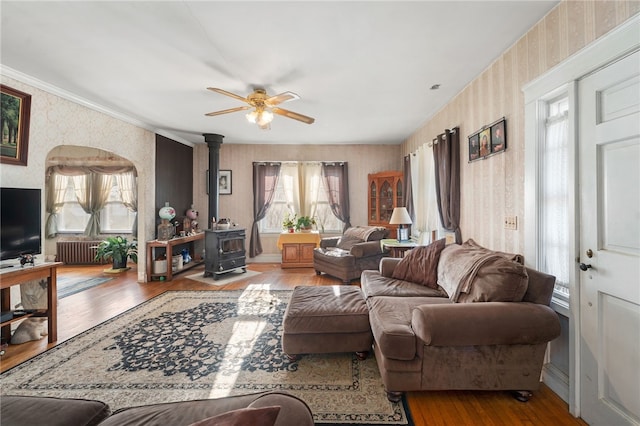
[578,50,640,426]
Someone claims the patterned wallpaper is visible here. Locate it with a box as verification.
[192,143,402,258]
[401,0,639,256]
[0,76,157,281]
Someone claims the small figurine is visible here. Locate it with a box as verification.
[19,254,35,267]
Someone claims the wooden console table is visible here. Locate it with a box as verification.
[146,233,205,281]
[277,231,321,268]
[0,262,62,344]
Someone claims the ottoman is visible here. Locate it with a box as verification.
[282,285,373,360]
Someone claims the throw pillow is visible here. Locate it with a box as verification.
[187,406,281,426]
[391,238,446,288]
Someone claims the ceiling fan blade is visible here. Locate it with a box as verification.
[207,87,249,103]
[265,91,300,106]
[205,106,250,116]
[272,107,315,124]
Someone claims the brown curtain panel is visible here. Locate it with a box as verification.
[321,162,351,232]
[250,162,281,257]
[433,128,461,243]
[403,155,413,216]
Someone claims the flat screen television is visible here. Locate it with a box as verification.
[0,187,42,261]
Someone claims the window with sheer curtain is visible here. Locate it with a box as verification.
[259,162,344,233]
[57,175,137,234]
[540,96,570,298]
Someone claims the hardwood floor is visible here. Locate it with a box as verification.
[1,263,587,425]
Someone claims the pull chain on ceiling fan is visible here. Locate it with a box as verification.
[205,87,315,130]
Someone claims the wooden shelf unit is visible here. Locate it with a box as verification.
[145,233,204,281]
[368,171,404,233]
[0,262,62,344]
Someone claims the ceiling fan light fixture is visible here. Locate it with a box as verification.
[246,108,274,126]
[258,109,274,126]
[245,110,258,124]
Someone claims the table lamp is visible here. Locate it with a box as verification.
[389,207,412,242]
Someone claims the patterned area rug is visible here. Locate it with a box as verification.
[0,288,410,425]
[57,276,113,299]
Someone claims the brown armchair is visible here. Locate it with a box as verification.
[313,226,389,284]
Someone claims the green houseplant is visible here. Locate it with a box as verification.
[295,216,316,232]
[282,212,297,233]
[94,236,138,270]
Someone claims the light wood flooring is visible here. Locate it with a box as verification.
[1,263,588,426]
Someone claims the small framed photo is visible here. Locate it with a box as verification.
[468,133,480,161]
[490,119,507,153]
[1,85,31,166]
[219,170,232,195]
[479,128,491,158]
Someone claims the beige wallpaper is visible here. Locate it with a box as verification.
[193,143,401,259]
[401,0,640,255]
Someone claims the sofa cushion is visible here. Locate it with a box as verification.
[350,240,384,258]
[437,241,528,302]
[360,270,447,299]
[367,296,450,361]
[188,406,280,426]
[314,248,356,267]
[337,226,387,249]
[0,395,110,426]
[391,238,445,288]
[283,285,371,334]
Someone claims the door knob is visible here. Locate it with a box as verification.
[579,263,592,271]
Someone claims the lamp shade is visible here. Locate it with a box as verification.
[389,207,412,225]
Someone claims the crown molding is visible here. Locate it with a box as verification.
[0,65,193,147]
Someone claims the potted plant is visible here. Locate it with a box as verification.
[282,212,297,233]
[295,216,316,232]
[94,236,138,270]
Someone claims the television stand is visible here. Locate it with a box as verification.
[0,262,62,343]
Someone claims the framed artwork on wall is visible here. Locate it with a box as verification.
[479,128,491,158]
[219,170,232,195]
[0,85,31,166]
[468,133,480,161]
[490,118,506,153]
[468,117,507,162]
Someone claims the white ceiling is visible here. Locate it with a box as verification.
[1,1,558,146]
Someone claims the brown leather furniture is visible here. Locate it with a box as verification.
[313,226,389,285]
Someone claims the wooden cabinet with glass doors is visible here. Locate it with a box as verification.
[367,171,403,232]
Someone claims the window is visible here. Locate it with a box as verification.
[259,162,344,233]
[539,95,571,300]
[57,175,136,234]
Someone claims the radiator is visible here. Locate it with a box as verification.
[56,241,103,264]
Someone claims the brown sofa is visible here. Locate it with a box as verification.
[313,225,389,284]
[1,391,314,426]
[360,240,561,402]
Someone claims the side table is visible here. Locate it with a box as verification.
[381,239,418,258]
[277,231,321,268]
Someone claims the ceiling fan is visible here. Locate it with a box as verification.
[205,87,315,130]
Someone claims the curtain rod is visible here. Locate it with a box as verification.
[255,161,345,165]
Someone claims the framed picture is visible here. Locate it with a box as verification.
[468,133,480,161]
[490,119,507,153]
[478,128,491,158]
[219,170,232,195]
[1,85,31,166]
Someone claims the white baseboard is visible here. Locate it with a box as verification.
[542,362,569,403]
